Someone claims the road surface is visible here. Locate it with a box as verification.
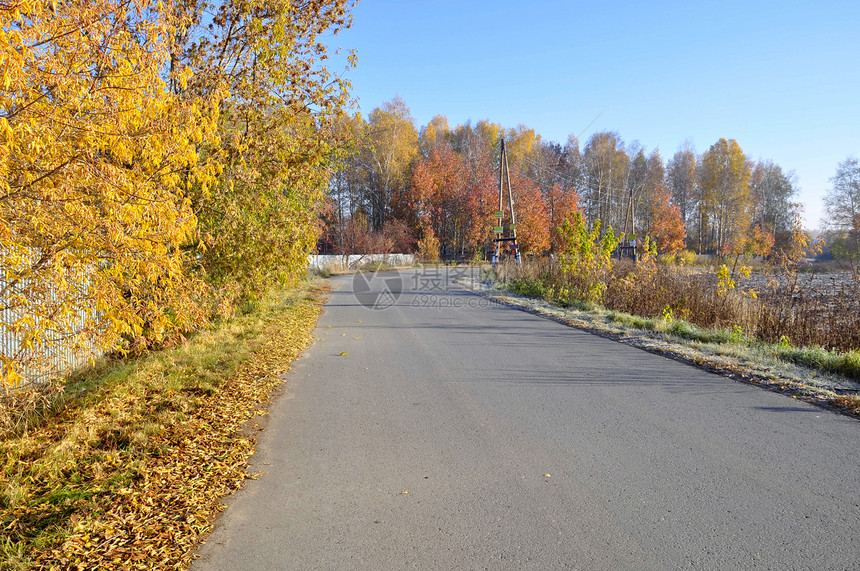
[193,269,859,570]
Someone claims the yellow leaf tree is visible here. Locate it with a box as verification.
[172,0,357,304]
[0,0,215,382]
[698,138,751,254]
[365,96,418,229]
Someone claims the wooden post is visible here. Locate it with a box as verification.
[492,138,521,266]
[494,139,506,267]
[502,141,520,263]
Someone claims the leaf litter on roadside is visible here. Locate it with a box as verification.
[0,284,327,569]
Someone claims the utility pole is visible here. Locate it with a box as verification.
[618,184,637,260]
[622,185,634,241]
[493,139,505,266]
[491,138,520,266]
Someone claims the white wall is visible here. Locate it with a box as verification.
[308,254,416,271]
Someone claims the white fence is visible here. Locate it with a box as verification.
[1,300,96,390]
[308,254,415,271]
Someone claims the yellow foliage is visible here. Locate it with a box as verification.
[0,0,221,381]
[716,265,735,296]
[417,227,441,263]
[1,0,356,383]
[177,0,356,303]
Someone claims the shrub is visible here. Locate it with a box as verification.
[495,222,860,357]
[668,320,696,339]
[678,250,698,266]
[556,214,620,304]
[508,278,546,298]
[417,227,440,263]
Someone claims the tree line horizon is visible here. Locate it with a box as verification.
[324,96,859,262]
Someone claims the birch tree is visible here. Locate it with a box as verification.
[666,144,697,244]
[366,96,418,229]
[824,157,860,232]
[698,138,751,253]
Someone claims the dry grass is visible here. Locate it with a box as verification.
[469,277,859,416]
[0,381,67,440]
[497,256,860,382]
[0,279,326,569]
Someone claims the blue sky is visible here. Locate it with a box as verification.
[329,0,859,229]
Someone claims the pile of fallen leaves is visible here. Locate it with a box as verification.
[0,283,325,569]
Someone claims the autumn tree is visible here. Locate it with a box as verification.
[406,144,467,256]
[824,157,860,261]
[582,131,630,232]
[365,96,418,228]
[0,0,358,383]
[561,135,584,189]
[172,0,356,302]
[698,138,751,254]
[332,211,413,256]
[405,141,496,258]
[650,185,686,254]
[450,121,498,254]
[474,120,503,160]
[830,214,860,264]
[525,140,574,200]
[637,149,665,238]
[326,113,371,253]
[327,99,805,269]
[623,146,647,238]
[546,184,582,253]
[666,144,697,244]
[824,157,860,233]
[0,0,214,380]
[418,114,451,158]
[503,124,541,173]
[748,160,798,248]
[329,113,504,259]
[507,166,550,255]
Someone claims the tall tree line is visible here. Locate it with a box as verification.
[823,157,860,262]
[327,97,803,258]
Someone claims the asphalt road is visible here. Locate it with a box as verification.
[193,269,859,570]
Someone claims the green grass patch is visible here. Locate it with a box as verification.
[776,347,860,381]
[606,311,655,330]
[507,277,547,298]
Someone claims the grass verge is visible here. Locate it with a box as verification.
[0,279,327,569]
[466,277,859,417]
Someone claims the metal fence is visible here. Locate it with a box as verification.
[1,281,99,390]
